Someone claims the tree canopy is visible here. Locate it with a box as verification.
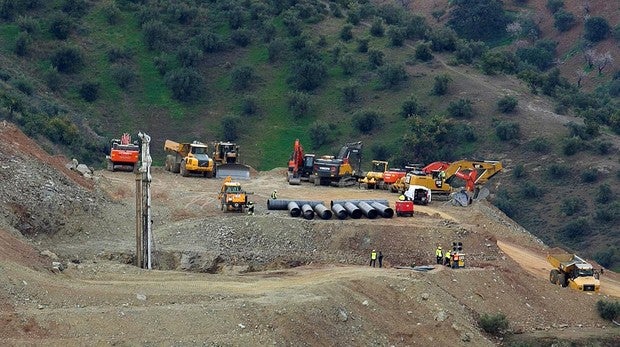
[447,0,509,42]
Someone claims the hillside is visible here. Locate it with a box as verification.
[0,1,618,268]
[1,122,619,345]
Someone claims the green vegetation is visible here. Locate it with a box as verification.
[478,313,509,336]
[596,300,620,322]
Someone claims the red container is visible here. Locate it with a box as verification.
[395,200,414,217]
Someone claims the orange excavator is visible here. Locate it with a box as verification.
[287,139,315,185]
[106,133,140,172]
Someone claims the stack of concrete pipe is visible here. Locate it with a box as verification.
[267,199,394,220]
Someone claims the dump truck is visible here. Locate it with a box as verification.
[164,140,215,177]
[212,141,251,179]
[547,253,600,292]
[218,176,250,212]
[106,133,140,172]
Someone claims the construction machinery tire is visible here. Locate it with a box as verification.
[550,269,559,284]
[107,159,114,172]
[314,177,320,186]
[180,161,189,177]
[558,273,567,287]
[206,170,213,178]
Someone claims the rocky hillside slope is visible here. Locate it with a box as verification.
[0,122,618,345]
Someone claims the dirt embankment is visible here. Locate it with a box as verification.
[0,122,618,345]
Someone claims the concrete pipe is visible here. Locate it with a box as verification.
[371,202,394,218]
[330,199,390,208]
[314,204,333,220]
[301,204,315,220]
[344,202,362,219]
[287,201,301,218]
[358,201,378,219]
[267,199,323,210]
[331,203,348,220]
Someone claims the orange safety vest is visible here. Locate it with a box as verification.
[453,253,459,261]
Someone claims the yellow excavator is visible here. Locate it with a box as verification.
[394,160,503,203]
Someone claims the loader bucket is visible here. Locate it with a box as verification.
[215,163,251,180]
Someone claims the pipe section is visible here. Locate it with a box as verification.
[287,201,301,218]
[268,199,323,210]
[331,204,348,220]
[331,199,390,207]
[313,204,333,220]
[301,204,315,220]
[371,202,394,218]
[344,202,362,219]
[358,201,378,219]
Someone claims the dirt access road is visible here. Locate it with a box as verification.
[1,152,619,345]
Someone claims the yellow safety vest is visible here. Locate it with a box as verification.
[445,250,451,257]
[435,249,442,257]
[371,251,377,260]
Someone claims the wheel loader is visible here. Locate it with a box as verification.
[547,253,600,292]
[164,140,215,177]
[212,141,251,180]
[218,176,250,212]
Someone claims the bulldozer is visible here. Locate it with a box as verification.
[547,253,601,292]
[312,141,363,187]
[164,140,215,177]
[393,160,502,204]
[287,139,315,185]
[218,176,250,212]
[106,133,140,172]
[211,141,250,179]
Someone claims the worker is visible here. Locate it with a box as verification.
[270,190,278,199]
[444,249,451,266]
[452,251,459,269]
[378,251,384,268]
[439,170,446,180]
[435,246,443,264]
[398,194,405,201]
[247,201,254,215]
[369,249,377,267]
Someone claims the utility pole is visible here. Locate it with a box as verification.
[135,132,152,269]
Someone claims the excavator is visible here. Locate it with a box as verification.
[312,141,363,187]
[394,160,503,204]
[106,133,140,172]
[287,139,315,185]
[212,141,251,179]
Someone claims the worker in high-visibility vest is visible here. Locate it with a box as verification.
[435,246,443,264]
[370,249,377,267]
[270,190,278,199]
[444,249,451,266]
[452,252,460,269]
[398,194,405,201]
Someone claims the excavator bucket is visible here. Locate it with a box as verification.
[215,163,251,180]
[288,173,301,185]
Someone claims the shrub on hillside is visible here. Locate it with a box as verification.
[497,96,518,113]
[480,50,517,75]
[43,68,61,92]
[596,300,620,322]
[196,32,226,53]
[387,26,406,47]
[352,110,382,134]
[230,65,255,91]
[368,49,384,69]
[107,46,133,63]
[592,140,612,155]
[378,64,407,89]
[231,29,252,47]
[153,54,172,75]
[521,182,543,199]
[49,12,73,40]
[495,121,520,141]
[516,39,557,71]
[580,170,599,183]
[594,205,618,223]
[447,99,473,119]
[220,115,239,141]
[432,74,451,96]
[45,116,79,145]
[177,45,203,68]
[339,53,357,76]
[560,197,581,216]
[240,95,258,116]
[164,68,204,102]
[14,31,31,56]
[512,164,526,179]
[414,43,433,62]
[346,8,360,25]
[142,20,168,51]
[12,78,33,95]
[493,190,516,218]
[559,217,589,241]
[102,2,121,25]
[79,82,99,102]
[17,15,39,34]
[62,0,88,18]
[357,37,369,53]
[584,17,610,42]
[478,313,509,336]
[111,65,135,90]
[287,91,311,119]
[562,137,586,156]
[340,24,353,41]
[545,0,564,13]
[341,83,360,104]
[595,184,614,204]
[553,10,575,32]
[51,45,84,74]
[309,121,330,149]
[594,249,619,269]
[288,59,327,91]
[427,27,458,52]
[267,38,286,63]
[546,163,569,179]
[400,98,422,118]
[528,137,551,153]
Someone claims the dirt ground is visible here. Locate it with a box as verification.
[0,123,619,345]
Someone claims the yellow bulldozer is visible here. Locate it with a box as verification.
[218,176,250,212]
[212,141,251,180]
[164,140,215,177]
